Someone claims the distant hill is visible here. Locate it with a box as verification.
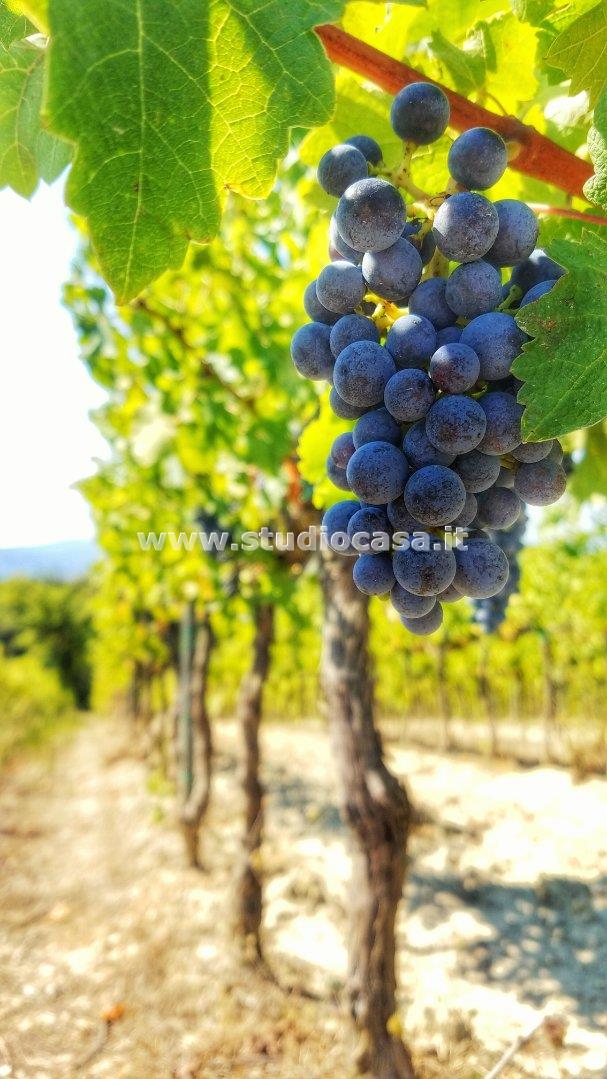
[0,540,99,581]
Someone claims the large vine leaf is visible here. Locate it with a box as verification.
[513,231,607,440]
[584,86,607,210]
[0,4,34,44]
[569,422,607,499]
[544,0,607,105]
[45,0,343,304]
[0,35,70,196]
[5,0,47,34]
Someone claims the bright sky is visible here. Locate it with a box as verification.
[0,180,108,549]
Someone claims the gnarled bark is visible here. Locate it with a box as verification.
[321,549,415,1079]
[235,602,274,961]
[178,608,215,868]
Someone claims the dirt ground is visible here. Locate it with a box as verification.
[1,718,607,1079]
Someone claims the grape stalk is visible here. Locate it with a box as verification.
[292,83,567,636]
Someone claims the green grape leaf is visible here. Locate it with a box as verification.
[4,0,47,33]
[584,87,607,210]
[0,3,34,44]
[429,30,485,96]
[45,0,343,304]
[0,36,71,197]
[513,231,607,440]
[569,422,607,499]
[545,1,607,105]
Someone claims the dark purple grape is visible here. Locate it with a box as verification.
[345,134,383,165]
[454,537,509,598]
[347,505,391,544]
[385,313,437,370]
[432,193,499,263]
[512,439,554,463]
[384,368,437,423]
[329,216,363,264]
[316,260,366,314]
[386,497,425,532]
[445,260,502,319]
[447,127,507,190]
[404,464,467,526]
[333,340,396,407]
[346,440,410,504]
[486,199,538,266]
[511,248,565,294]
[438,581,463,603]
[409,278,456,330]
[452,449,501,493]
[327,455,351,491]
[391,584,436,618]
[317,143,368,197]
[425,395,487,455]
[304,280,341,325]
[478,391,523,454]
[330,432,356,468]
[393,545,456,596]
[514,460,566,506]
[402,218,436,264]
[291,322,334,380]
[436,325,462,346]
[401,603,444,635]
[322,499,360,553]
[429,342,480,393]
[494,465,515,488]
[453,492,478,527]
[329,386,368,419]
[362,238,422,303]
[519,279,556,307]
[477,487,522,529]
[403,421,455,468]
[390,82,450,145]
[329,313,379,357]
[353,407,402,449]
[353,553,395,595]
[335,177,406,253]
[460,312,527,381]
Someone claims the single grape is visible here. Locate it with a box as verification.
[486,199,539,266]
[438,581,463,603]
[329,313,379,357]
[403,421,455,468]
[347,505,392,544]
[425,395,487,455]
[329,386,368,419]
[477,487,522,529]
[432,193,499,263]
[291,322,334,380]
[512,439,554,463]
[329,242,342,261]
[304,280,341,325]
[327,455,351,491]
[316,260,366,314]
[335,177,406,253]
[390,82,450,144]
[519,279,556,308]
[402,218,436,264]
[404,464,467,526]
[511,248,565,294]
[386,497,425,532]
[391,584,436,618]
[445,260,503,319]
[362,238,422,303]
[514,459,567,506]
[353,553,396,595]
[385,313,437,370]
[448,127,507,190]
[409,278,456,330]
[353,407,402,449]
[460,312,527,381]
[322,499,360,553]
[329,216,363,264]
[453,492,478,527]
[333,340,396,407]
[331,432,356,468]
[548,441,564,464]
[401,603,444,635]
[494,465,515,488]
[346,440,410,504]
[429,342,480,393]
[384,368,437,423]
[393,545,456,596]
[478,391,523,455]
[345,134,383,165]
[454,537,509,598]
[436,326,462,347]
[452,449,501,493]
[317,143,368,197]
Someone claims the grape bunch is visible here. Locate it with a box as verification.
[292,81,567,636]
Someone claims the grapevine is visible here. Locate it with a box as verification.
[292,82,567,637]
